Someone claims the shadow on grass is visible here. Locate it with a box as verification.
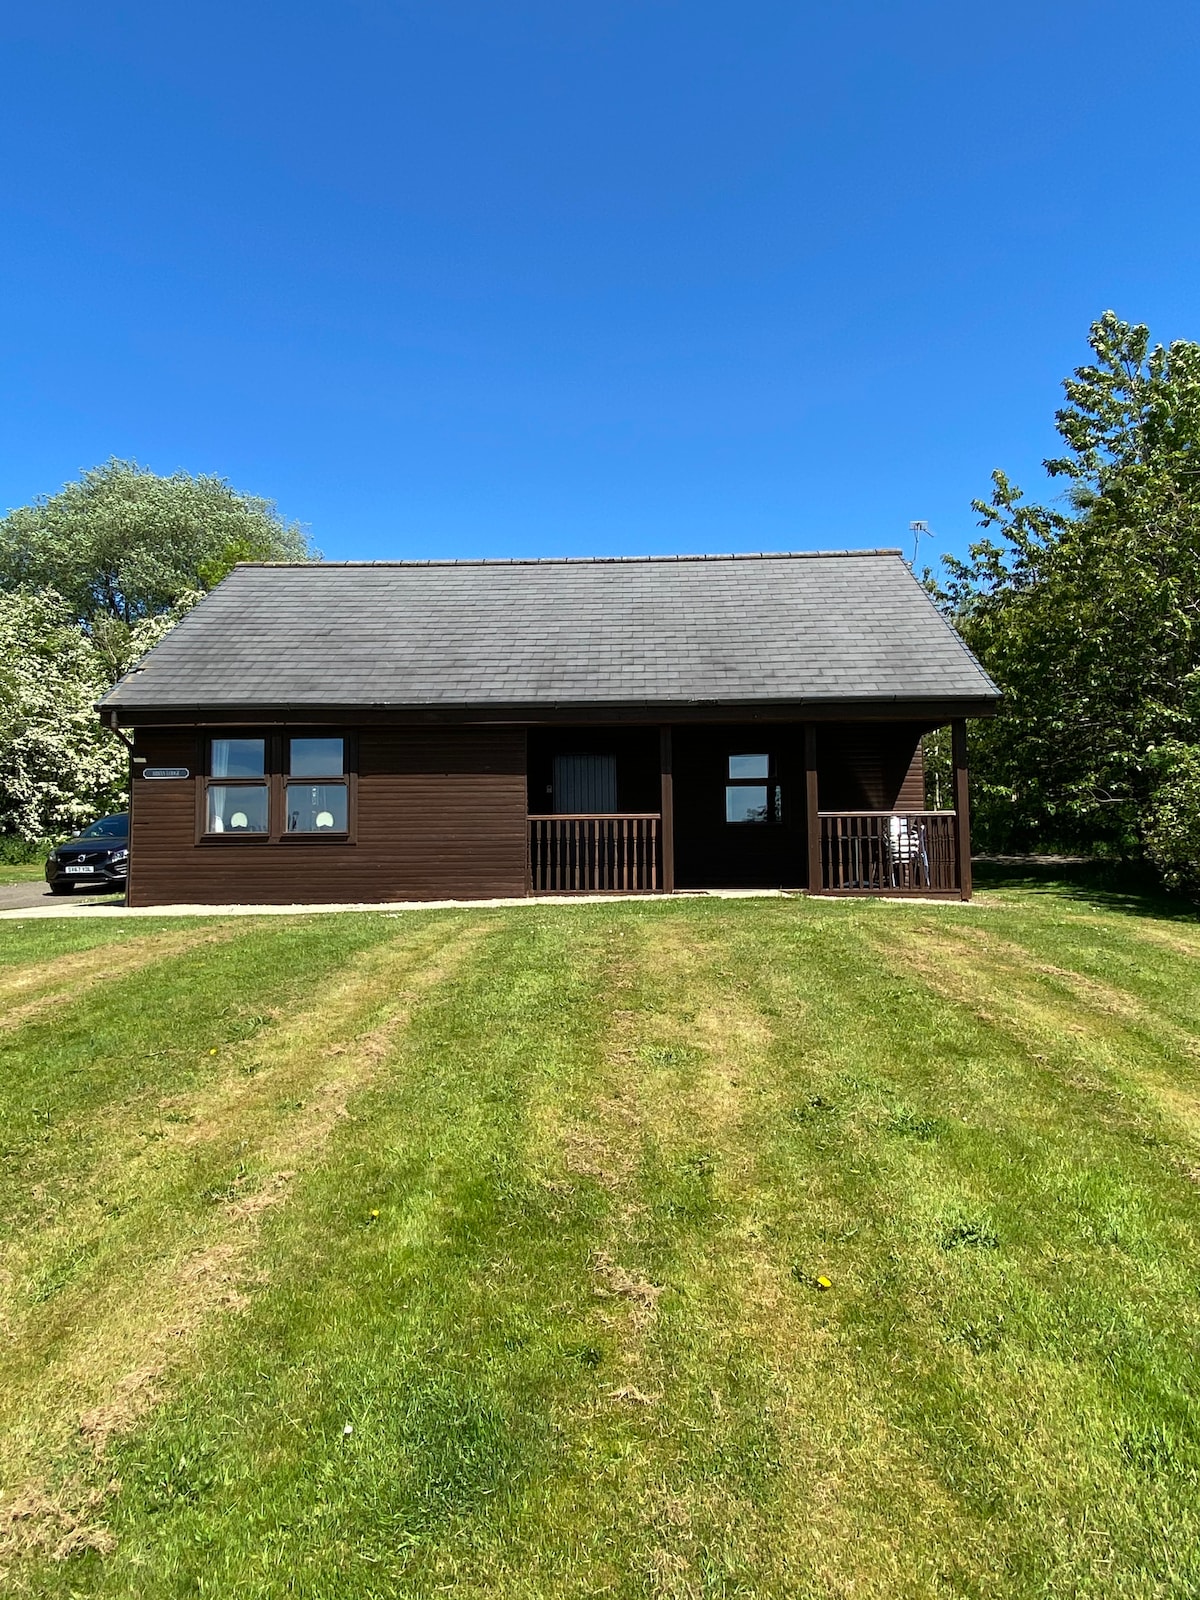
[973,856,1200,923]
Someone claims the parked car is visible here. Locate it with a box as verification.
[44,813,129,895]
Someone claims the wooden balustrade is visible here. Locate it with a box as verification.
[529,809,957,897]
[529,814,660,894]
[819,811,959,895]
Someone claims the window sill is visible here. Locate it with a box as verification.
[199,834,354,844]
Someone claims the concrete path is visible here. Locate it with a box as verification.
[1,888,788,920]
[0,886,978,921]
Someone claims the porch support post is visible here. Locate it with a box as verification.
[804,723,822,893]
[659,725,675,894]
[522,728,533,897]
[952,718,972,901]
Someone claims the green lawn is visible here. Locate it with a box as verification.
[0,863,46,884]
[1,876,1199,1598]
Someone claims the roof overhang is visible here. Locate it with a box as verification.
[100,695,1000,730]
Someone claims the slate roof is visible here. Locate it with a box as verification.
[99,551,999,717]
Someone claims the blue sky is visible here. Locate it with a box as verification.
[2,2,1198,567]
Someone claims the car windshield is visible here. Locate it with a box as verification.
[78,814,128,840]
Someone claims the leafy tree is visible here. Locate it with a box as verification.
[939,312,1200,866]
[89,589,206,682]
[0,587,206,841]
[0,460,313,841]
[1144,741,1200,893]
[0,590,127,840]
[0,458,314,628]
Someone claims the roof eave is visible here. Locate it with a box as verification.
[99,692,1001,729]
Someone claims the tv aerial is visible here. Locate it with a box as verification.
[909,520,933,567]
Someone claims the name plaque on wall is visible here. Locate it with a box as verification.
[142,767,190,780]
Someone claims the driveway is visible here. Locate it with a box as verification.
[0,880,124,912]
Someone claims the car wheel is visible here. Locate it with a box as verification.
[48,883,73,895]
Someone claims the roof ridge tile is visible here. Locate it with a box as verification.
[233,548,905,570]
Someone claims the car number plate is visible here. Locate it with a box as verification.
[65,865,95,874]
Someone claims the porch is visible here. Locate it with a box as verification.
[525,721,973,900]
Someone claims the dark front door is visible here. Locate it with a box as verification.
[553,752,618,814]
[672,724,806,889]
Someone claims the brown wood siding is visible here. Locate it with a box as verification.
[817,723,927,812]
[128,727,527,907]
[898,738,925,810]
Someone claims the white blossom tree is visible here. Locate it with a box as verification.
[0,589,201,841]
[0,459,313,846]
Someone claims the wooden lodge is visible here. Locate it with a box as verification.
[97,551,999,907]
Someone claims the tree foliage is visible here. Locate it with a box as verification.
[0,461,313,841]
[1144,741,1200,893]
[0,458,313,626]
[0,590,126,840]
[939,312,1200,878]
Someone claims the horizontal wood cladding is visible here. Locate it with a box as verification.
[128,727,527,906]
[125,716,943,905]
[899,740,925,810]
[817,723,926,813]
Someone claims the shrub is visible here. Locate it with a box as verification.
[0,835,55,864]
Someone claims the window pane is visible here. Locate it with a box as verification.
[286,784,348,833]
[729,754,769,780]
[212,738,265,778]
[726,784,780,824]
[289,737,345,778]
[80,814,128,839]
[207,785,268,833]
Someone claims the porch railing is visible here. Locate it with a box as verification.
[529,814,659,893]
[819,811,959,895]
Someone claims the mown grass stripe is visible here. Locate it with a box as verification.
[0,916,490,1508]
[1,894,1199,1597]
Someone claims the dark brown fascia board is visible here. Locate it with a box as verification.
[101,696,1000,730]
